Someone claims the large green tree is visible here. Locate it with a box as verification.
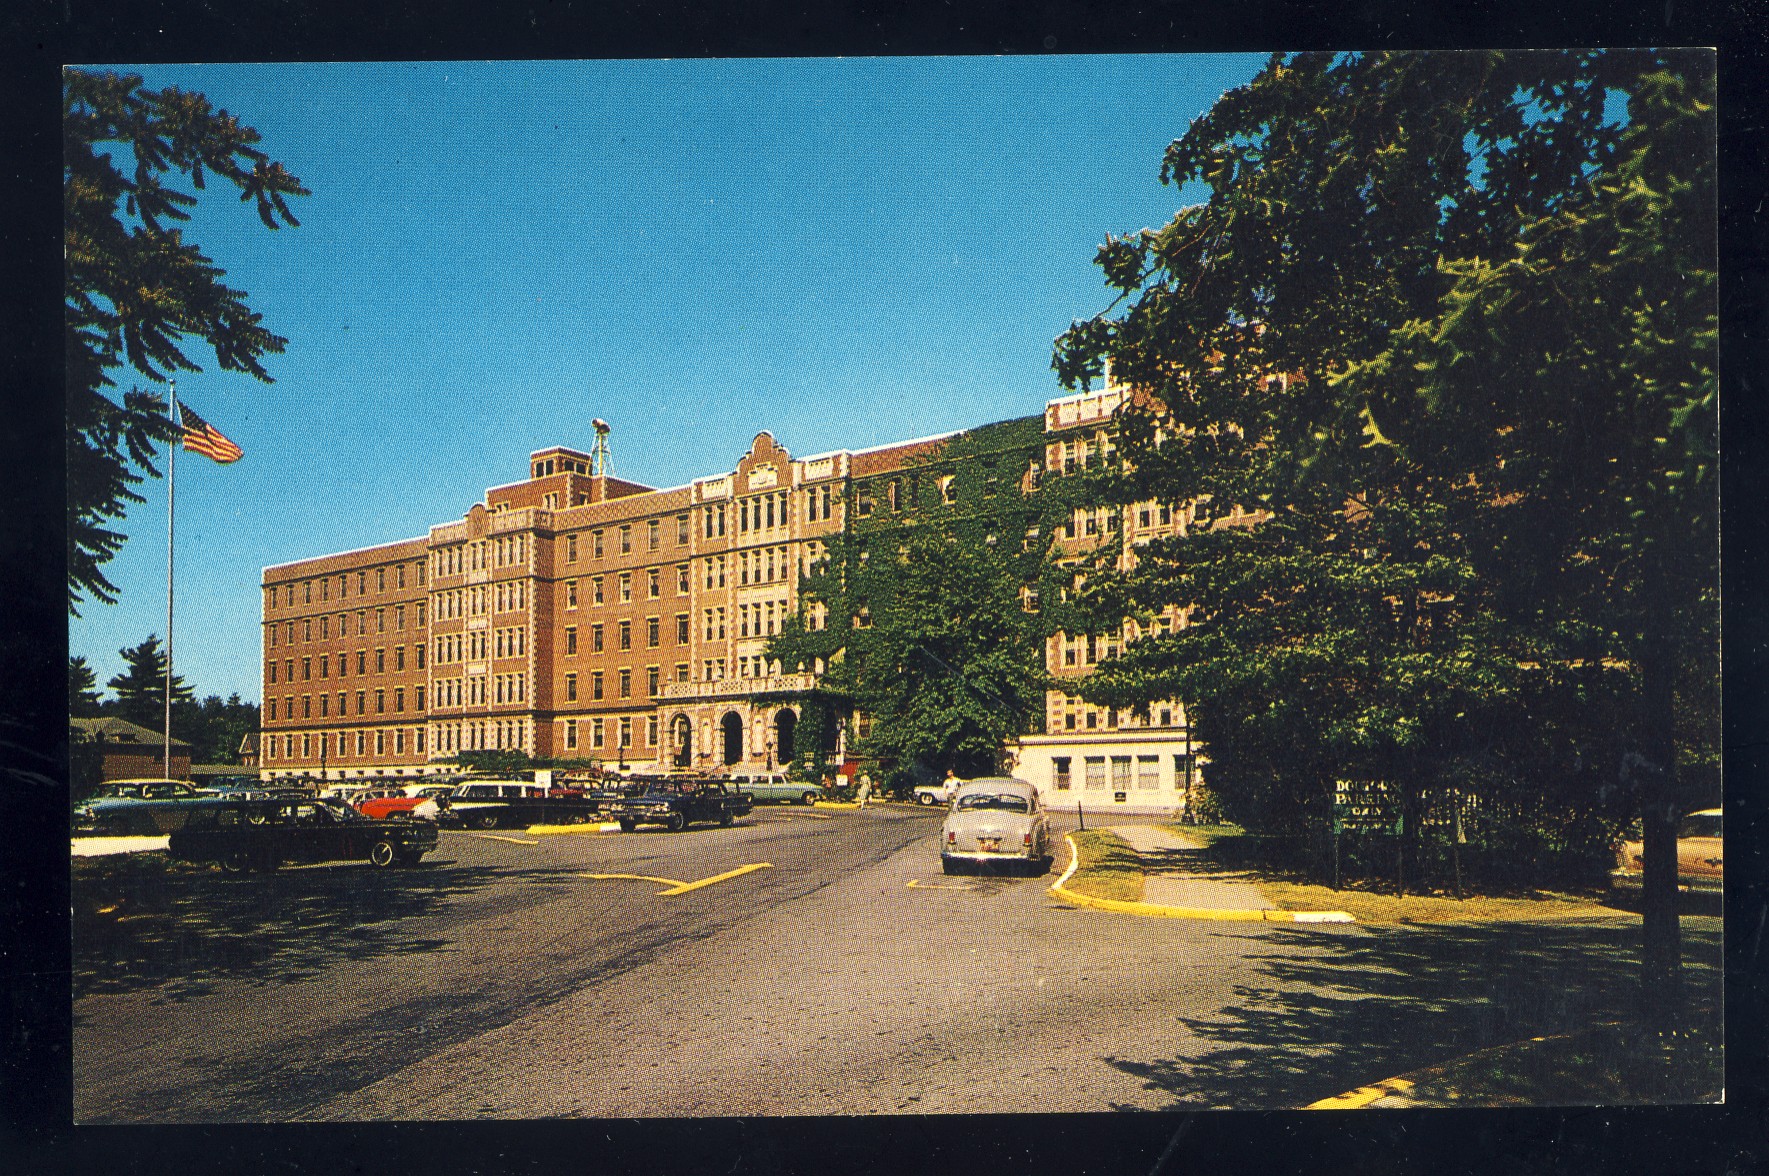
[105,635,195,731]
[64,69,306,612]
[1054,51,1715,1000]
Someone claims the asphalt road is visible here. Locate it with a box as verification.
[72,806,1723,1121]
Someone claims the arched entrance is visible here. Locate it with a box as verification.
[671,714,693,768]
[720,711,744,767]
[774,708,797,766]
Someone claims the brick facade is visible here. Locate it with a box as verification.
[261,381,1210,794]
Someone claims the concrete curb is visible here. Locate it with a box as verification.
[526,822,624,835]
[812,800,861,810]
[1047,834,1355,924]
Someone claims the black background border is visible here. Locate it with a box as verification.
[4,2,1765,1173]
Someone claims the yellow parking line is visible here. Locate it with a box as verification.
[577,863,773,895]
[468,833,541,845]
[906,879,973,891]
[657,862,772,895]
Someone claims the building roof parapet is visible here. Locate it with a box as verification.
[263,535,428,578]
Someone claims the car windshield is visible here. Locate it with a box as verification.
[1678,813,1722,839]
[954,793,1031,813]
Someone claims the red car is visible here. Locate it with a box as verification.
[352,785,447,822]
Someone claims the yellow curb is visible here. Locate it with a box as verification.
[1306,1077,1416,1110]
[1305,1026,1598,1109]
[466,833,541,845]
[1048,835,1354,923]
[812,801,860,810]
[526,822,623,835]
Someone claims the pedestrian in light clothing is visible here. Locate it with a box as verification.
[856,774,872,808]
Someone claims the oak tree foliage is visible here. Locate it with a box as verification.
[1053,50,1716,914]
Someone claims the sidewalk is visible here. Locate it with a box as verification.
[1108,824,1276,911]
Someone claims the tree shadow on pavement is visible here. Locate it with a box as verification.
[72,854,503,1003]
[1102,917,1723,1110]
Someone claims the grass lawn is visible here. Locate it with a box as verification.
[1061,830,1144,902]
[1164,823,1627,924]
[1261,879,1621,924]
[1400,1011,1723,1105]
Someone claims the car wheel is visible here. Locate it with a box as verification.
[802,791,820,806]
[719,811,734,827]
[245,810,270,826]
[665,812,686,833]
[471,812,500,830]
[916,792,935,806]
[395,850,425,867]
[369,839,398,868]
[618,818,637,834]
[220,850,252,875]
[254,853,281,873]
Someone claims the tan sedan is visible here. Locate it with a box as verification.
[1610,807,1722,898]
[940,777,1052,875]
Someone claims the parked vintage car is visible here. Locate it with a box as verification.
[1610,807,1723,898]
[607,778,753,832]
[940,777,1052,875]
[726,771,821,806]
[914,775,964,807]
[444,779,604,829]
[352,785,446,822]
[73,779,218,836]
[169,797,438,872]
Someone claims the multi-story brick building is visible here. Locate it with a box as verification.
[260,380,1217,813]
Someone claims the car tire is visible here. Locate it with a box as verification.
[665,812,686,833]
[369,839,399,868]
[719,811,734,827]
[471,812,500,830]
[618,818,637,834]
[917,793,936,806]
[395,850,425,867]
[802,791,820,806]
[220,850,252,875]
[254,853,281,873]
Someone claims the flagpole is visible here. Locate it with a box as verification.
[165,384,177,779]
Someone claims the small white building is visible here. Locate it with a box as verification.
[1013,725,1203,817]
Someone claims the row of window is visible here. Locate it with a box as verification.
[737,598,789,639]
[268,604,425,647]
[434,537,523,578]
[435,581,528,620]
[1049,753,1196,791]
[267,643,426,684]
[562,614,691,656]
[435,718,532,755]
[563,663,688,702]
[563,516,692,564]
[735,655,788,680]
[267,684,426,721]
[563,564,690,608]
[269,562,423,611]
[560,714,656,752]
[264,726,426,761]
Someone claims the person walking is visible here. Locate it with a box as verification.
[856,773,873,808]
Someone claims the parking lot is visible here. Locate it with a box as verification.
[73,803,1722,1120]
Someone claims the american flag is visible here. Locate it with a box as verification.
[176,400,243,464]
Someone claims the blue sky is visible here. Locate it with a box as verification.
[70,55,1266,703]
